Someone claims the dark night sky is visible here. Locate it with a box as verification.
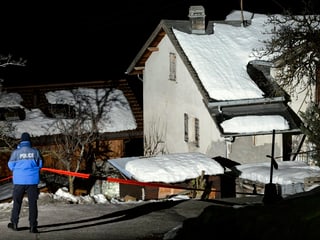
[0,0,318,86]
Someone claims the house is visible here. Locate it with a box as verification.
[126,6,303,164]
[0,79,144,181]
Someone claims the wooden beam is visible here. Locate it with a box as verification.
[134,66,145,71]
[147,47,159,52]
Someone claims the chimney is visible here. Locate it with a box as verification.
[188,5,206,34]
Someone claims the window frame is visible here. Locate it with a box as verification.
[169,52,176,81]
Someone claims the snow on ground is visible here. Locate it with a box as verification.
[0,186,190,220]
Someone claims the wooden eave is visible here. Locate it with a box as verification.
[126,21,167,76]
[129,30,166,75]
[130,30,164,75]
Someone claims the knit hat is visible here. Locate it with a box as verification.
[21,132,31,142]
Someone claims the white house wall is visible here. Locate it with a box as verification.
[271,67,313,114]
[143,35,222,155]
[143,34,284,163]
[228,135,282,164]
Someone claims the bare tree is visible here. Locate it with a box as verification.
[48,88,116,194]
[51,119,96,194]
[0,54,26,149]
[0,121,17,150]
[0,54,26,68]
[144,118,167,157]
[254,1,320,164]
[254,1,320,97]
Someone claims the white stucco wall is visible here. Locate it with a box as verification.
[143,35,223,156]
[270,67,314,114]
[228,134,283,164]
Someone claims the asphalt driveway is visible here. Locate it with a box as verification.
[0,198,221,240]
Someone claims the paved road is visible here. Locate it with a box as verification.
[0,198,222,240]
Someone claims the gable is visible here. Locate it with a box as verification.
[126,19,215,76]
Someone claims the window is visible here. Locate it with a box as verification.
[0,107,25,121]
[169,52,176,81]
[48,104,76,119]
[184,113,189,142]
[184,113,200,147]
[195,118,199,147]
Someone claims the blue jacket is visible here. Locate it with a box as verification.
[8,141,43,185]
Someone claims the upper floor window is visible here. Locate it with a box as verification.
[169,52,176,81]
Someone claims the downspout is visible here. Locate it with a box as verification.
[224,136,235,159]
[137,74,143,82]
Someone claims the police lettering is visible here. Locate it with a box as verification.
[19,153,34,159]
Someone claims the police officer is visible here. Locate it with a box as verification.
[7,132,43,233]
